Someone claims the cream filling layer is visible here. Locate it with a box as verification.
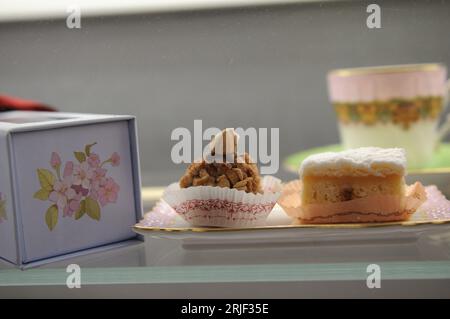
[300,182,426,220]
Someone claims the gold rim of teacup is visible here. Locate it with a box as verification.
[329,63,445,77]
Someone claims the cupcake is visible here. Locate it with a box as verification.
[163,129,281,227]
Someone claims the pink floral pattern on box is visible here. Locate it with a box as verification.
[34,142,121,231]
[0,192,7,223]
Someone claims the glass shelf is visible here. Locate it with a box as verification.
[2,261,450,287]
[1,241,450,286]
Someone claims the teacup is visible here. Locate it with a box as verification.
[327,63,450,168]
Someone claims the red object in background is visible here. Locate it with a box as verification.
[0,95,56,112]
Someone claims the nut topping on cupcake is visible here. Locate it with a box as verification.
[179,129,262,194]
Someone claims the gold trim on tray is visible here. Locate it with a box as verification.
[329,63,444,77]
[334,96,443,129]
[133,218,450,233]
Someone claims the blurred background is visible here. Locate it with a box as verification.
[1,0,449,187]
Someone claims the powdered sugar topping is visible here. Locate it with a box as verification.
[300,147,407,178]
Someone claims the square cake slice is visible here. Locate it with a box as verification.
[298,147,422,224]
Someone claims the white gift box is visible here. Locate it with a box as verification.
[0,111,142,267]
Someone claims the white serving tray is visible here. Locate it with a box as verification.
[134,204,450,266]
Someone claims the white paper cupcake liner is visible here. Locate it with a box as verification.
[163,176,282,228]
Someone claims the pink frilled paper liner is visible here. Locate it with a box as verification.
[138,200,178,228]
[411,185,450,221]
[139,176,282,228]
[278,180,450,224]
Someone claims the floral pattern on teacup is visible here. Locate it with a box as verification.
[34,142,121,231]
[334,96,443,129]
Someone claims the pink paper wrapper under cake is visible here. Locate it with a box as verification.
[278,180,450,224]
[138,200,178,228]
[162,176,282,228]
